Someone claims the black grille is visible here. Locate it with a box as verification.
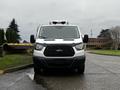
[46,59,73,67]
[44,45,75,57]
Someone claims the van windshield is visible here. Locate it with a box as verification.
[39,26,80,39]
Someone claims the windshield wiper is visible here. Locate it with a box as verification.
[39,36,47,39]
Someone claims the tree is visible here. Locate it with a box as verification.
[110,26,120,50]
[98,29,113,49]
[98,29,111,39]
[6,19,21,43]
[0,29,5,45]
[6,28,17,43]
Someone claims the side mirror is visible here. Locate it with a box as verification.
[83,34,89,43]
[30,35,35,43]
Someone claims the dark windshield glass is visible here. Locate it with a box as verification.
[39,26,80,39]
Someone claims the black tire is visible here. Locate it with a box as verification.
[77,64,85,74]
[34,65,42,75]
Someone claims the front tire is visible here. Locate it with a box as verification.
[77,64,85,74]
[34,64,42,75]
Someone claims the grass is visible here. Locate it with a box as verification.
[90,50,120,56]
[0,54,32,70]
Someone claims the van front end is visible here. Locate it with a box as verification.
[31,21,88,74]
[33,42,86,74]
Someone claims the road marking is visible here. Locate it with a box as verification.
[26,73,34,80]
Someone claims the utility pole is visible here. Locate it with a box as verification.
[91,29,93,38]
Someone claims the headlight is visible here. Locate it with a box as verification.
[75,43,84,50]
[35,43,44,50]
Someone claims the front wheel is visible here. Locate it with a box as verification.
[34,65,42,75]
[77,64,85,74]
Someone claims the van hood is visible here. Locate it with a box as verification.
[36,39,82,45]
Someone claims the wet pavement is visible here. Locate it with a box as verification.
[0,69,46,90]
[0,53,120,90]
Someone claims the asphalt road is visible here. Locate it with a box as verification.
[0,53,120,90]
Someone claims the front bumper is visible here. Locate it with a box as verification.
[33,56,85,69]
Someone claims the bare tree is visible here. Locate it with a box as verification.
[110,26,120,50]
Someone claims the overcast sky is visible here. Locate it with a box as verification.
[0,0,120,41]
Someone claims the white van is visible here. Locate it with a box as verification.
[30,21,88,74]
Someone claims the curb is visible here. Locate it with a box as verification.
[88,52,120,57]
[0,70,4,75]
[0,64,33,75]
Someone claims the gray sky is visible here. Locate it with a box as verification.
[0,0,120,41]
